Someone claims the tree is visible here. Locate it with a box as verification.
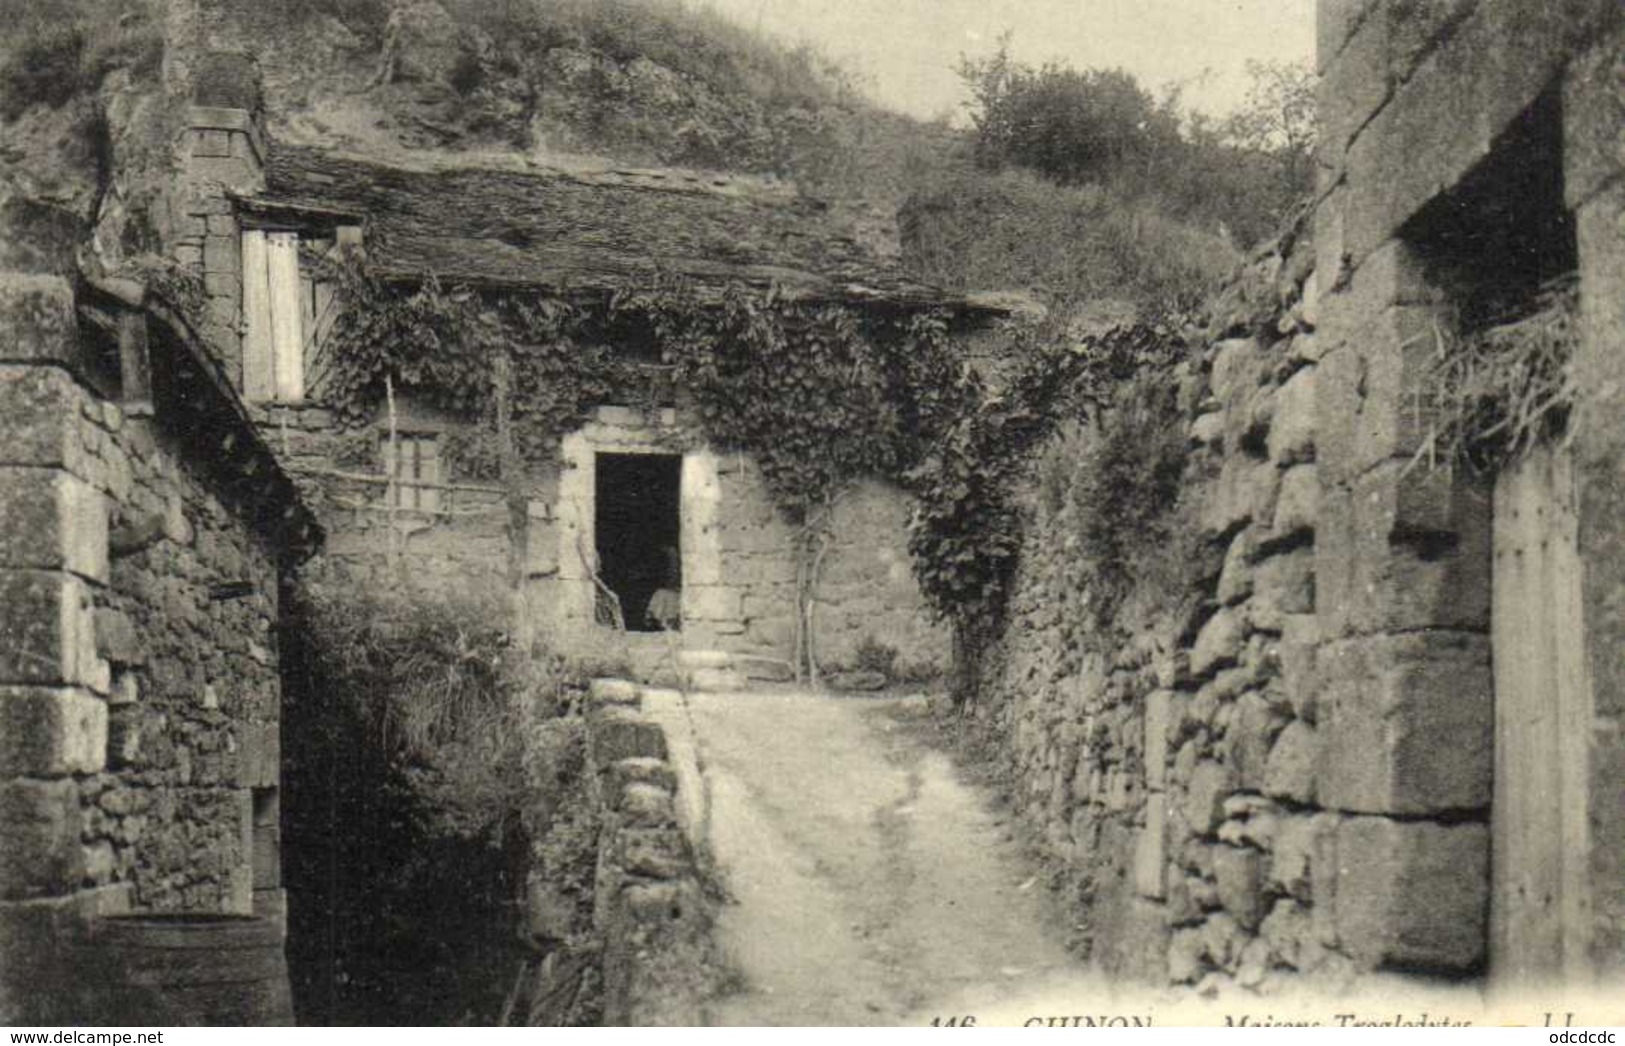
[958,39,1181,189]
[1220,58,1317,201]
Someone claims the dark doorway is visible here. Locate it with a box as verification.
[594,452,681,632]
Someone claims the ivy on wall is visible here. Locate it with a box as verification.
[310,249,1185,689]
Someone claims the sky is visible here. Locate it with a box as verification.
[694,0,1317,122]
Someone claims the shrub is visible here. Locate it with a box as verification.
[280,565,564,1024]
[1040,370,1192,633]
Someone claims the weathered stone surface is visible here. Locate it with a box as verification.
[0,469,107,583]
[1264,721,1319,805]
[0,276,79,367]
[0,571,98,687]
[1272,464,1318,539]
[0,686,106,777]
[1319,632,1491,815]
[618,782,676,828]
[1268,366,1317,465]
[1216,529,1256,605]
[1190,608,1245,677]
[589,677,641,707]
[92,608,141,665]
[1168,927,1207,983]
[1143,690,1170,790]
[589,706,668,765]
[1333,817,1488,971]
[1228,690,1282,791]
[1183,760,1236,836]
[1133,794,1166,899]
[1213,846,1266,931]
[0,778,80,900]
[1251,548,1315,631]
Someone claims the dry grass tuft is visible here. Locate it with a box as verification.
[1410,274,1580,474]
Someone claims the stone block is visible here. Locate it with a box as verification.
[1319,631,1492,815]
[92,607,140,665]
[0,365,83,470]
[1144,689,1170,790]
[607,756,678,795]
[0,778,80,900]
[1216,529,1255,605]
[1133,793,1166,899]
[0,276,79,367]
[618,783,676,828]
[619,828,688,880]
[1317,0,1377,72]
[1227,690,1282,791]
[1268,366,1317,465]
[1213,845,1266,931]
[203,234,240,276]
[0,469,108,582]
[1250,547,1314,633]
[1200,456,1276,538]
[1264,721,1319,805]
[0,571,98,687]
[1333,816,1488,971]
[1271,464,1318,539]
[1318,7,1391,164]
[1190,607,1245,677]
[1183,760,1236,836]
[0,686,106,776]
[683,585,741,622]
[589,677,641,707]
[1563,31,1625,209]
[589,707,667,766]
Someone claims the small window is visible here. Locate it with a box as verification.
[381,433,442,513]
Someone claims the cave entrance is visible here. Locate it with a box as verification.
[594,452,682,632]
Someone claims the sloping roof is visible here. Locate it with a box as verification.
[254,144,987,309]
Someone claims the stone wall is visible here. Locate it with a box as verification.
[520,678,720,1026]
[0,282,302,1021]
[975,227,1347,992]
[975,0,1625,996]
[1317,0,1625,987]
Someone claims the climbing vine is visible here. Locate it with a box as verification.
[310,247,1184,689]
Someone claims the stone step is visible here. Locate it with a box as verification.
[686,666,747,693]
[676,649,734,669]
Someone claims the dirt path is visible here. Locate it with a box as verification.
[678,688,1106,1026]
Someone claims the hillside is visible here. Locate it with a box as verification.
[3,0,1260,309]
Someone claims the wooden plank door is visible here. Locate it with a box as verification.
[1491,441,1592,988]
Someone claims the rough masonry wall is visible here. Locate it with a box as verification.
[261,399,513,605]
[977,228,1407,993]
[1,286,285,1020]
[529,405,947,673]
[714,457,948,673]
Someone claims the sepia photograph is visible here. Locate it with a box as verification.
[0,0,1622,1029]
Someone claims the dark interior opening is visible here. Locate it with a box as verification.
[1406,81,1576,329]
[595,452,681,632]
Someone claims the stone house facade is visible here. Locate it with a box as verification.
[216,125,1003,678]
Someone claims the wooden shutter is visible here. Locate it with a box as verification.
[266,232,305,403]
[241,230,273,402]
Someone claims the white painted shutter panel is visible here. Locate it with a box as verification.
[266,232,305,402]
[240,230,273,402]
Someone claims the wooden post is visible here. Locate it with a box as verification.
[118,310,154,417]
[385,373,399,571]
